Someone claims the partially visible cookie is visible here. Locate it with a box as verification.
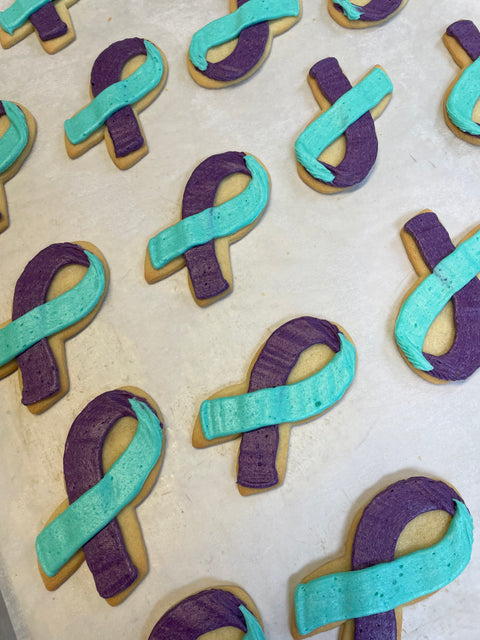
[327,0,409,29]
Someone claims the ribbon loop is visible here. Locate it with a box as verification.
[330,0,406,25]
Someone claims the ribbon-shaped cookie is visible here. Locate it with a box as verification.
[395,211,480,383]
[36,388,164,605]
[64,38,167,169]
[0,0,79,53]
[295,59,392,193]
[148,586,265,639]
[443,20,480,145]
[146,152,270,306]
[293,476,473,639]
[188,0,301,88]
[0,242,108,413]
[0,100,36,233]
[194,317,356,494]
[328,0,409,28]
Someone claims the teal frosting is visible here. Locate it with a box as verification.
[446,57,480,136]
[148,154,269,270]
[333,0,363,20]
[0,101,29,175]
[189,0,300,71]
[0,0,50,34]
[395,230,480,371]
[64,40,164,145]
[240,605,266,640]
[295,500,473,635]
[295,67,393,183]
[36,397,163,577]
[0,250,105,368]
[200,333,356,440]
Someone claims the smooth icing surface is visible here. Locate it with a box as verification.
[29,2,67,41]
[64,40,164,145]
[0,0,50,34]
[333,0,403,22]
[36,397,163,577]
[446,57,480,136]
[0,101,29,174]
[200,332,356,440]
[333,0,362,20]
[446,20,480,62]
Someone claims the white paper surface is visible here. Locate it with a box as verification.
[0,1,479,638]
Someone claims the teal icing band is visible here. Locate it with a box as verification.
[0,250,105,367]
[36,397,163,577]
[64,40,164,145]
[446,57,480,136]
[0,0,50,34]
[333,0,363,20]
[0,101,29,174]
[295,67,393,183]
[395,230,480,371]
[148,154,269,270]
[294,500,473,635]
[240,605,266,640]
[189,0,300,71]
[200,333,356,440]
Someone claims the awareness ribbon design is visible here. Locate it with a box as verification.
[36,389,164,600]
[0,243,107,410]
[146,152,270,305]
[395,211,480,381]
[330,0,408,26]
[148,588,265,640]
[197,317,356,491]
[294,477,473,638]
[188,0,301,86]
[64,38,166,167]
[443,20,480,142]
[295,59,392,192]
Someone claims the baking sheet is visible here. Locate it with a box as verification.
[0,1,479,638]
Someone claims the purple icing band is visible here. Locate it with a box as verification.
[351,477,461,640]
[90,38,147,158]
[308,58,378,189]
[446,20,480,62]
[11,243,89,406]
[237,317,341,489]
[63,389,161,599]
[404,211,480,381]
[148,588,250,640]
[182,151,251,300]
[201,0,269,82]
[29,2,68,42]
[333,0,403,22]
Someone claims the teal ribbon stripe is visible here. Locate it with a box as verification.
[0,101,29,174]
[333,0,363,21]
[0,0,50,34]
[240,605,266,640]
[446,57,480,136]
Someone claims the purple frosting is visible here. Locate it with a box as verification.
[404,211,480,381]
[182,151,251,301]
[200,0,269,82]
[29,2,68,41]
[351,477,461,640]
[90,38,147,158]
[446,20,480,62]
[308,58,378,189]
[0,101,6,118]
[237,317,342,489]
[11,243,89,406]
[333,0,403,22]
[63,389,162,599]
[148,588,252,640]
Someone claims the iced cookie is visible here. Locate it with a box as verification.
[0,0,79,53]
[188,0,302,88]
[0,100,36,233]
[64,38,167,169]
[395,210,480,383]
[193,317,356,494]
[328,0,409,28]
[295,59,392,193]
[36,388,164,605]
[146,151,270,306]
[293,476,473,639]
[443,20,480,145]
[148,586,265,639]
[0,242,108,413]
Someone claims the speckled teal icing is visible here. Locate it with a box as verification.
[0,101,28,174]
[189,0,300,71]
[0,250,105,367]
[64,40,164,145]
[395,229,480,371]
[294,500,473,635]
[446,57,480,136]
[333,0,363,20]
[148,154,269,270]
[240,605,266,639]
[0,0,50,33]
[36,397,163,577]
[295,67,392,183]
[200,332,356,440]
